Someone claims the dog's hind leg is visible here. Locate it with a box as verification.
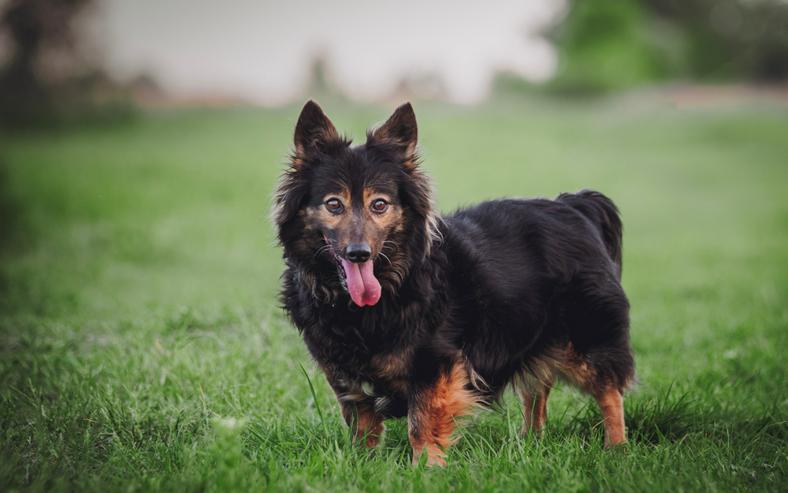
[515,373,553,435]
[560,272,634,447]
[558,343,631,447]
[594,387,626,447]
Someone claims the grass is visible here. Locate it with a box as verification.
[0,95,786,491]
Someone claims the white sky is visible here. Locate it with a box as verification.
[96,0,565,105]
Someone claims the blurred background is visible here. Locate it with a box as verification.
[1,1,787,490]
[1,0,787,123]
[3,0,786,309]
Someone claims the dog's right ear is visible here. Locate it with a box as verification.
[293,100,338,158]
[370,103,418,157]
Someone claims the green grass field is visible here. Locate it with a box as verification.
[1,96,786,492]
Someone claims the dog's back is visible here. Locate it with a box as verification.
[557,190,623,276]
[442,192,633,393]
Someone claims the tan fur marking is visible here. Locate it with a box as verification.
[371,350,412,380]
[290,155,305,168]
[595,387,627,447]
[402,156,418,171]
[304,189,351,230]
[557,343,597,392]
[387,378,409,394]
[327,190,351,205]
[362,188,403,234]
[518,343,628,447]
[371,349,412,394]
[521,346,564,388]
[362,188,389,207]
[515,343,597,437]
[353,405,385,448]
[520,343,597,393]
[516,375,552,434]
[409,362,478,467]
[305,187,406,262]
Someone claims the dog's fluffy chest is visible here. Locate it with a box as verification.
[309,320,414,381]
[369,349,413,394]
[300,309,418,397]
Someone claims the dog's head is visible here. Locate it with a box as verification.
[274,101,438,307]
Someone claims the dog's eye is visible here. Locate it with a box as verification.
[325,198,344,214]
[370,199,389,214]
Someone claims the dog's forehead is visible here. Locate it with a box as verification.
[353,146,402,192]
[310,148,400,197]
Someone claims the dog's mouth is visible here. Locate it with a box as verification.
[323,236,382,307]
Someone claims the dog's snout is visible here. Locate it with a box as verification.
[345,243,371,263]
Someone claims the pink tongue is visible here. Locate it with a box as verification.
[340,259,381,307]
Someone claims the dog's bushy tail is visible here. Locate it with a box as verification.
[558,190,623,275]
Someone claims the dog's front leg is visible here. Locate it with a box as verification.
[322,368,385,448]
[340,400,384,448]
[407,363,476,467]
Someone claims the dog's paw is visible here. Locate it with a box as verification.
[411,447,447,467]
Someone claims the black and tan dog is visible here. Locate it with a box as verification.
[274,101,635,466]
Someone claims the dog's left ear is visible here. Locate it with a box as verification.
[370,102,418,160]
[294,100,339,157]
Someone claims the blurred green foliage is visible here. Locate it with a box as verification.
[550,0,677,94]
[551,0,788,94]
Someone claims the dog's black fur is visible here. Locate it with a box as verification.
[275,101,635,464]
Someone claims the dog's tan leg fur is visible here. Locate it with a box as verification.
[342,402,384,448]
[408,363,476,466]
[519,383,551,434]
[595,387,626,447]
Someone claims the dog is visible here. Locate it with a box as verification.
[274,101,635,466]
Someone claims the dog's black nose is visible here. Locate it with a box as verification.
[345,243,371,263]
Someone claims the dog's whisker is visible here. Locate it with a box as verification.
[382,240,398,251]
[313,244,332,259]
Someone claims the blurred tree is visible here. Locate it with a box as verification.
[549,0,679,94]
[0,0,91,124]
[549,0,788,94]
[0,0,134,127]
[643,0,788,80]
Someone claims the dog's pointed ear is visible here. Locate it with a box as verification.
[370,102,418,159]
[294,100,338,157]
